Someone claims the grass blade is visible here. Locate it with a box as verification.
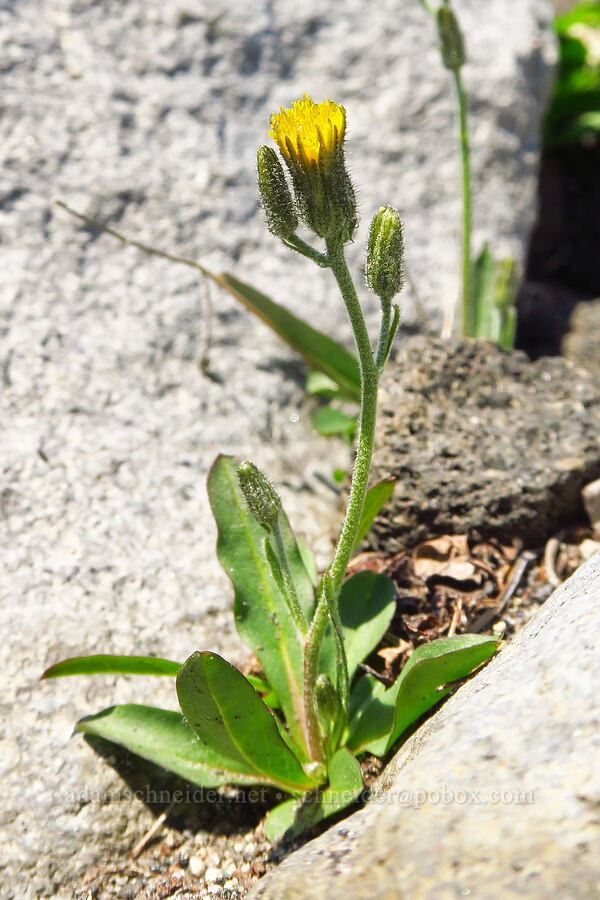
[41,655,181,679]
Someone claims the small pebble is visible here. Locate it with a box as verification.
[242,842,256,861]
[189,855,206,877]
[205,866,223,883]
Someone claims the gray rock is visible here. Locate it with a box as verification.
[0,0,554,896]
[252,551,600,900]
[367,336,600,553]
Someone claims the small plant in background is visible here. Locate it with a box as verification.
[45,97,499,841]
[420,0,518,348]
[544,0,600,148]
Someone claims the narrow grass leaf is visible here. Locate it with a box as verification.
[41,655,181,679]
[218,273,360,400]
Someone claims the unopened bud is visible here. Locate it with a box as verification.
[237,460,282,533]
[365,206,404,301]
[257,145,298,239]
[436,6,466,71]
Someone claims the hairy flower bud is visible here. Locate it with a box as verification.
[365,206,404,301]
[268,95,358,243]
[257,145,298,239]
[237,461,282,533]
[436,5,466,72]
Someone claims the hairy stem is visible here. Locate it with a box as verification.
[326,239,380,595]
[453,69,473,337]
[302,237,382,761]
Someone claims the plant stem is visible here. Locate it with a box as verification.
[453,68,473,337]
[282,234,329,268]
[375,298,392,371]
[302,237,381,761]
[326,239,380,596]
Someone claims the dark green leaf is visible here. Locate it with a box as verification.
[77,704,238,787]
[218,274,360,400]
[264,747,364,841]
[41,655,181,679]
[345,674,395,756]
[348,634,500,756]
[313,406,357,439]
[319,572,396,688]
[208,454,314,756]
[177,651,317,793]
[353,478,396,550]
[339,573,396,682]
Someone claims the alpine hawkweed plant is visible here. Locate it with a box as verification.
[44,96,500,841]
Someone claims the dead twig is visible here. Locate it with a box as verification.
[130,799,176,859]
[447,597,463,636]
[544,530,565,588]
[470,549,537,633]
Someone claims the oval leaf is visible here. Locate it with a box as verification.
[264,747,364,842]
[77,704,242,788]
[348,634,500,756]
[319,571,396,686]
[177,651,318,794]
[208,454,313,756]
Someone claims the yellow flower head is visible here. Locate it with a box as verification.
[269,95,346,173]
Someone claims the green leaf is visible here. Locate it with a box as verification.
[340,573,397,682]
[264,747,364,841]
[346,674,394,756]
[353,478,396,550]
[218,273,360,400]
[470,244,496,338]
[208,454,314,756]
[245,674,281,709]
[177,651,317,794]
[306,370,344,399]
[41,655,181,679]
[77,704,239,788]
[313,406,357,440]
[470,247,518,348]
[319,572,396,688]
[347,634,500,756]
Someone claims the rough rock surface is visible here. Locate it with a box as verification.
[367,337,600,553]
[1,0,554,896]
[252,551,600,900]
[562,298,600,376]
